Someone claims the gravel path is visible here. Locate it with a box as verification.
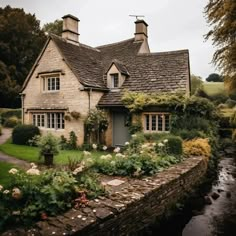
[0,128,30,169]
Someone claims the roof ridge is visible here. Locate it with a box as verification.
[79,43,101,52]
[50,33,101,52]
[96,38,135,49]
[139,49,189,56]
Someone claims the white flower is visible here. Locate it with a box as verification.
[0,185,3,191]
[26,168,40,175]
[102,145,107,151]
[141,144,148,149]
[113,147,120,153]
[163,139,168,143]
[125,142,129,146]
[83,151,91,157]
[115,153,125,158]
[92,144,97,150]
[12,210,21,215]
[152,143,156,147]
[12,187,22,200]
[131,134,137,138]
[158,142,164,147]
[110,161,116,166]
[8,168,18,175]
[100,154,112,160]
[30,163,37,169]
[3,190,10,194]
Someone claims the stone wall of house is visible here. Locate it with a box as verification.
[22,40,104,145]
[6,156,208,236]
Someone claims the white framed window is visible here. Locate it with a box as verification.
[42,76,60,92]
[32,112,64,129]
[143,113,170,132]
[110,73,119,88]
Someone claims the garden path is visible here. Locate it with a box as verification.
[0,128,30,169]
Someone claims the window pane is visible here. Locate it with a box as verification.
[37,115,40,126]
[51,78,55,90]
[56,77,60,90]
[165,114,170,131]
[33,115,36,126]
[151,115,156,131]
[51,113,55,128]
[111,74,119,88]
[47,78,51,90]
[57,113,61,129]
[62,113,65,129]
[41,115,45,127]
[158,115,163,131]
[145,114,149,130]
[47,114,51,128]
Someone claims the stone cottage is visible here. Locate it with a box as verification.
[21,14,190,147]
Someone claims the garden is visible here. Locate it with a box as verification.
[0,92,235,232]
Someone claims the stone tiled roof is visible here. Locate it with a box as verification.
[106,59,130,76]
[98,49,190,106]
[48,35,189,105]
[51,35,106,89]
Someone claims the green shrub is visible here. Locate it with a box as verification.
[225,98,236,108]
[219,116,231,128]
[67,131,78,149]
[220,138,235,149]
[230,111,236,128]
[173,129,207,140]
[155,134,183,156]
[12,125,40,145]
[59,135,68,150]
[4,116,20,128]
[165,136,183,156]
[0,109,21,124]
[81,143,92,151]
[219,129,233,138]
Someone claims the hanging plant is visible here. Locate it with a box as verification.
[71,111,81,120]
[64,114,72,121]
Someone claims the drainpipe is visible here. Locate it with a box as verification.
[88,88,92,112]
[20,93,25,124]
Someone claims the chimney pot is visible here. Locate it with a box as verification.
[62,14,80,44]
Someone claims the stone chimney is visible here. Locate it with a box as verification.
[62,14,80,44]
[134,19,148,41]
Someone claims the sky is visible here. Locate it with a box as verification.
[1,0,218,79]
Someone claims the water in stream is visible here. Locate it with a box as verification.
[142,156,236,236]
[183,157,236,236]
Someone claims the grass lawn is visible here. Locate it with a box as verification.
[203,82,226,96]
[0,162,18,186]
[0,140,107,165]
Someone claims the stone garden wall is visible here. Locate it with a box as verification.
[3,156,208,236]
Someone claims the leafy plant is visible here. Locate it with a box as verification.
[67,131,78,150]
[183,138,211,158]
[37,133,59,165]
[85,109,108,144]
[70,111,81,120]
[12,125,40,145]
[3,116,20,128]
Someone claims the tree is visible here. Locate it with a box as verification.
[191,74,203,95]
[205,0,236,88]
[0,6,46,107]
[206,73,223,82]
[42,19,63,36]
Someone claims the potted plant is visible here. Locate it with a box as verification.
[37,133,59,166]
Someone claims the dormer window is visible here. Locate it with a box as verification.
[111,73,119,88]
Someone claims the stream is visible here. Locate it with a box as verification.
[141,156,236,236]
[183,157,236,236]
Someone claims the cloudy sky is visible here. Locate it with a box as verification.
[1,0,218,79]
